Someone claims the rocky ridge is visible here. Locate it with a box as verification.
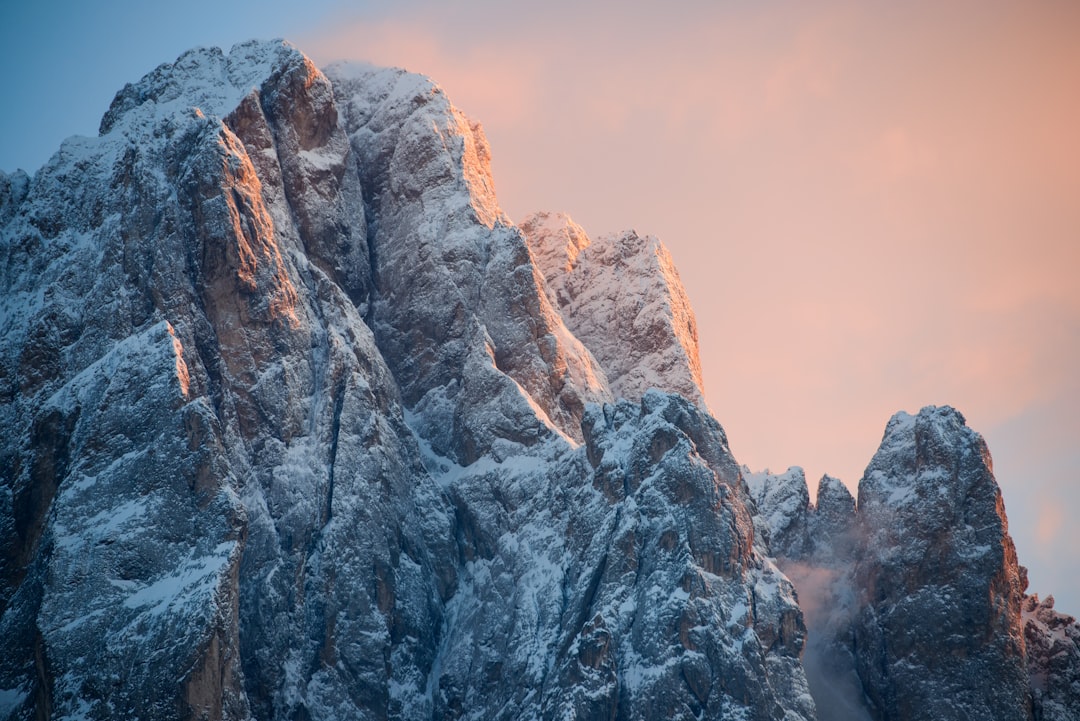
[1,38,1076,721]
[1,40,811,721]
[520,211,707,410]
[749,407,1080,721]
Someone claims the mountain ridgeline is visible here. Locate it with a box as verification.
[0,40,1076,721]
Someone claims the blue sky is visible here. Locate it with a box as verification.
[0,0,362,171]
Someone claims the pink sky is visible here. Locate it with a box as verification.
[301,0,1080,609]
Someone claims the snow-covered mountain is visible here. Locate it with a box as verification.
[1,39,1076,721]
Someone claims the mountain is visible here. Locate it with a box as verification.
[0,39,1076,721]
[749,408,1080,721]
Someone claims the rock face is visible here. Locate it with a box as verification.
[1023,594,1080,721]
[327,69,611,466]
[749,407,1074,721]
[747,469,868,721]
[853,407,1030,721]
[0,40,814,721]
[520,211,707,410]
[0,41,455,721]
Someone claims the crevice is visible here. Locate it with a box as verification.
[323,380,346,527]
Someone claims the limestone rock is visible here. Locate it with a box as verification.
[0,40,815,721]
[521,211,707,410]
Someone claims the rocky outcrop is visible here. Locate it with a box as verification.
[747,468,868,721]
[0,41,453,721]
[326,68,611,466]
[1023,594,1080,721]
[853,407,1029,721]
[430,391,813,720]
[520,211,707,410]
[750,407,1052,721]
[0,170,29,225]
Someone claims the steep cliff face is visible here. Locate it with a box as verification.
[326,67,611,466]
[750,407,1068,721]
[747,469,868,721]
[520,211,707,410]
[0,40,816,721]
[854,407,1030,721]
[429,392,814,721]
[1023,594,1080,721]
[1,41,459,721]
[3,38,1073,721]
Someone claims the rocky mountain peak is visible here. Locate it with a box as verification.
[0,39,818,721]
[521,212,707,410]
[748,405,1066,721]
[852,405,1031,720]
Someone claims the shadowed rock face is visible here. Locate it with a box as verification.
[0,40,817,721]
[853,407,1030,721]
[0,41,454,721]
[749,407,1069,721]
[1023,594,1080,721]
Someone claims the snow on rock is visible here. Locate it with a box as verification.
[4,36,1071,721]
[1023,594,1080,721]
[0,170,29,225]
[0,40,816,721]
[752,406,1035,721]
[520,211,707,410]
[1,40,453,721]
[429,391,813,720]
[746,467,871,721]
[326,68,611,465]
[744,466,812,560]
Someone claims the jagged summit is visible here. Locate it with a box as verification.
[749,405,1079,721]
[521,211,708,410]
[0,39,812,721]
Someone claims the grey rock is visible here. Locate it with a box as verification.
[751,408,1049,721]
[1023,594,1080,721]
[0,40,817,721]
[326,67,611,465]
[0,169,30,226]
[1,41,453,721]
[521,211,707,410]
[853,406,1029,721]
[432,392,813,720]
[7,35,1071,721]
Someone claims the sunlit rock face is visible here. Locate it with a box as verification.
[326,68,612,466]
[0,40,455,721]
[0,40,817,721]
[520,211,708,411]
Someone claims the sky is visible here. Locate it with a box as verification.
[2,1,1077,612]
